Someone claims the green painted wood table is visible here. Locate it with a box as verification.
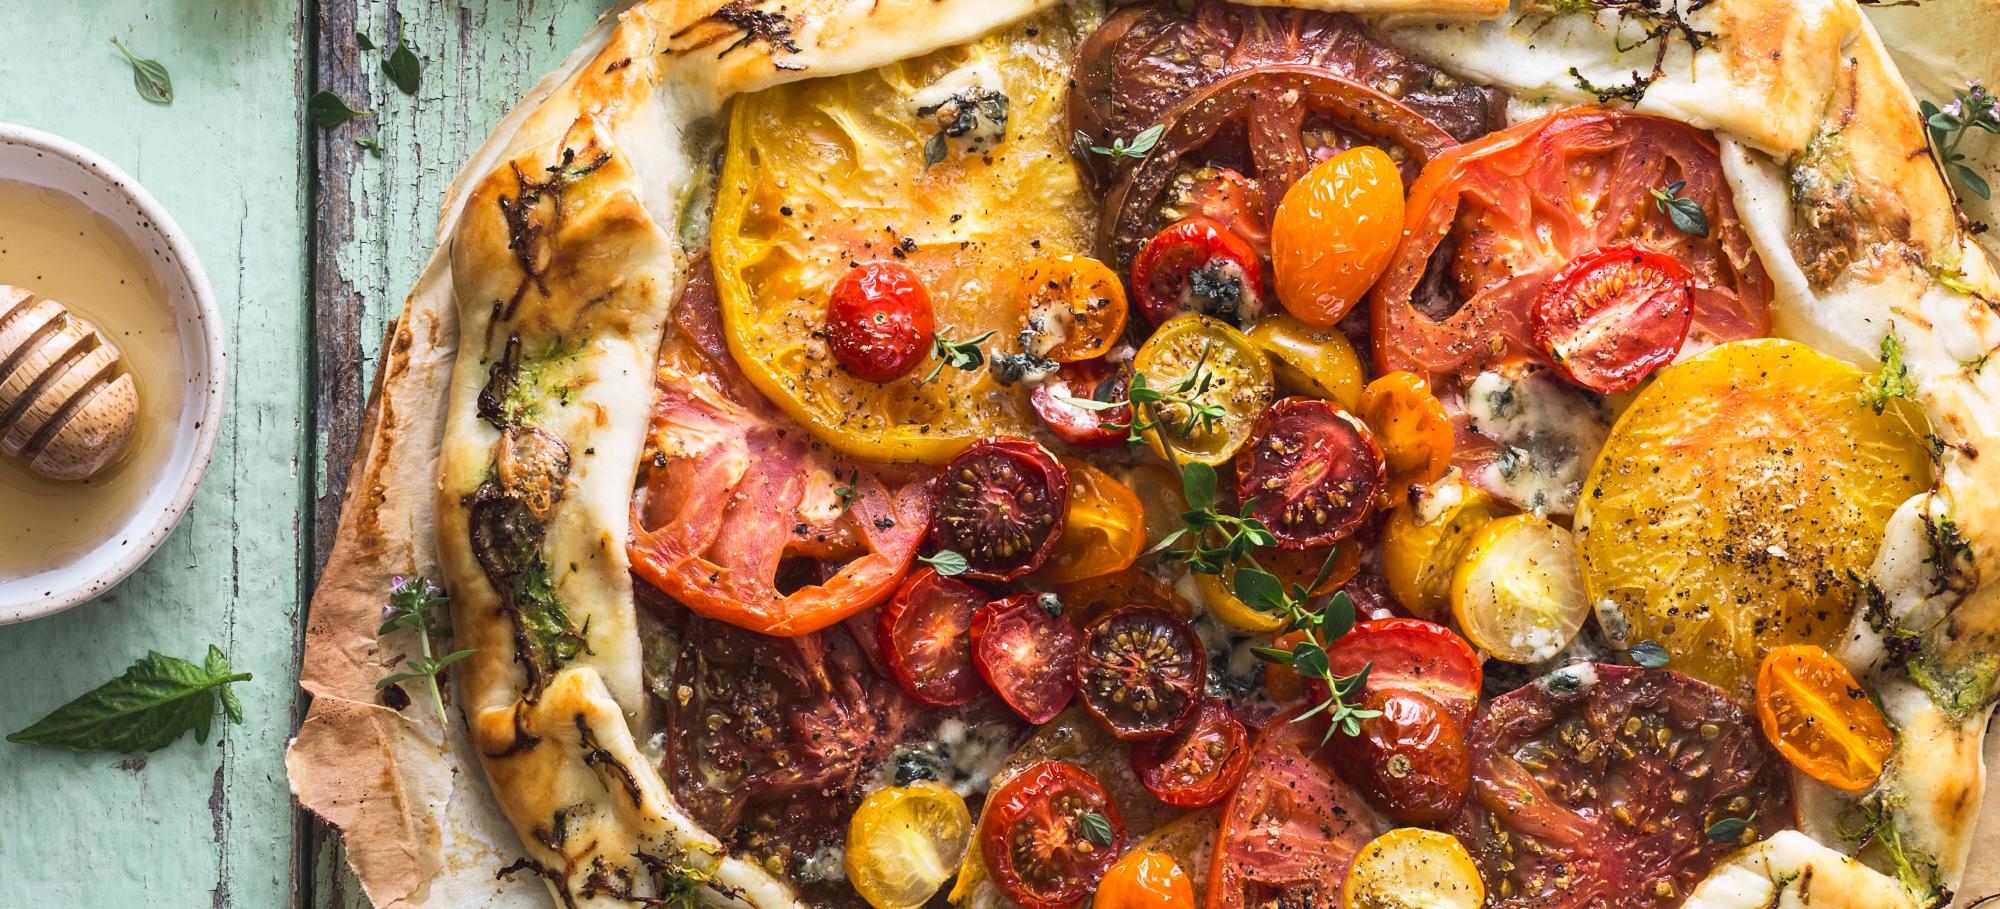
[0,2,608,905]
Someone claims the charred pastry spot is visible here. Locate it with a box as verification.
[498,426,573,520]
[496,146,615,319]
[696,0,800,59]
[485,701,546,758]
[576,715,646,808]
[478,333,526,428]
[468,481,590,697]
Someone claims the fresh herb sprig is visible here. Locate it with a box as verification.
[1861,332,1917,415]
[1922,81,1998,201]
[377,576,475,726]
[920,330,997,385]
[1057,343,1228,445]
[1239,573,1382,740]
[1649,181,1710,238]
[8,646,249,753]
[1077,124,1166,162]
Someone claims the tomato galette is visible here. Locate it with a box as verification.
[289,1,2000,908]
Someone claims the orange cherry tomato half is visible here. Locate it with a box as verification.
[1054,566,1193,627]
[1098,849,1198,909]
[1020,255,1130,363]
[979,760,1125,909]
[1132,216,1266,326]
[1039,460,1147,584]
[1531,244,1695,394]
[1270,146,1405,328]
[827,260,936,382]
[1358,372,1453,494]
[1755,644,1895,791]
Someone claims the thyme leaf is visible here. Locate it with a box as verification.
[7,646,250,753]
[1649,180,1710,238]
[919,549,970,577]
[1922,82,1998,201]
[1087,123,1166,161]
[919,330,996,385]
[1861,333,1917,415]
[1078,810,1115,846]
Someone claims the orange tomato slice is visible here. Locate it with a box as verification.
[1755,644,1895,791]
[1038,460,1146,584]
[1019,255,1128,363]
[1270,146,1405,328]
[1098,849,1196,909]
[1358,371,1453,494]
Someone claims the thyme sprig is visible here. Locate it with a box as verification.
[378,576,475,727]
[1056,342,1227,445]
[919,330,996,385]
[1922,81,1998,201]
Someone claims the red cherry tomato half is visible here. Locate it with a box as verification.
[1131,216,1266,327]
[972,594,1081,724]
[826,260,936,382]
[1078,604,1207,740]
[1236,397,1386,549]
[878,567,988,707]
[1324,618,1483,727]
[1531,245,1695,394]
[930,436,1070,581]
[980,760,1126,909]
[1208,706,1380,909]
[1322,688,1471,825]
[1032,359,1133,448]
[1130,698,1252,807]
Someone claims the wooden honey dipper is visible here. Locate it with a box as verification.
[0,285,139,481]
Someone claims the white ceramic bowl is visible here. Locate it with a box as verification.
[0,123,226,623]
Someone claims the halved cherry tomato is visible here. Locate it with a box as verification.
[878,568,988,707]
[1343,828,1483,909]
[1132,316,1275,466]
[1357,372,1452,494]
[1236,398,1385,548]
[1452,514,1589,665]
[1039,460,1146,585]
[827,260,936,382]
[1127,463,1189,552]
[1130,698,1251,807]
[1200,544,1358,634]
[1755,644,1895,791]
[1171,167,1269,255]
[979,760,1125,909]
[1531,245,1694,394]
[1208,707,1380,909]
[846,782,972,909]
[1379,476,1504,621]
[1019,255,1130,363]
[1324,619,1483,727]
[1032,359,1132,448]
[1323,689,1471,826]
[1247,315,1367,411]
[1098,849,1197,909]
[1270,146,1405,328]
[972,594,1080,724]
[1078,604,1207,739]
[1132,217,1266,326]
[930,436,1069,582]
[1055,566,1193,627]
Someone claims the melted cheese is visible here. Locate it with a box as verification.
[1463,371,1609,516]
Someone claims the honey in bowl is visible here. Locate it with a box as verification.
[0,179,185,580]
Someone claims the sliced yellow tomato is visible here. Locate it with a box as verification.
[1343,828,1483,909]
[846,782,973,909]
[1246,314,1366,411]
[1132,315,1274,465]
[1757,644,1896,791]
[1125,463,1188,553]
[1380,474,1504,621]
[1358,371,1453,493]
[1197,545,1356,634]
[1097,849,1196,909]
[1019,255,1128,363]
[1577,339,1932,693]
[1039,460,1146,584]
[711,15,1092,463]
[1451,514,1589,664]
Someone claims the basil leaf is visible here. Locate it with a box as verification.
[111,38,172,105]
[1625,640,1671,668]
[919,550,969,577]
[383,37,421,95]
[307,91,371,129]
[1180,461,1217,513]
[7,648,251,753]
[1078,810,1115,846]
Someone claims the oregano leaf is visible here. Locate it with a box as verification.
[919,550,970,577]
[111,38,173,105]
[383,35,421,95]
[307,91,372,128]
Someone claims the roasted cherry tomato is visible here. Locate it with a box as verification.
[846,782,973,909]
[878,567,988,707]
[1236,398,1385,548]
[1132,217,1266,326]
[1531,245,1694,394]
[1055,565,1193,628]
[1247,315,1367,411]
[827,260,936,382]
[1039,460,1146,584]
[1343,828,1484,909]
[1201,544,1358,634]
[1357,372,1452,494]
[1755,644,1895,791]
[1172,167,1269,255]
[1127,463,1189,552]
[1270,146,1405,328]
[930,436,1069,581]
[1019,255,1130,363]
[1098,849,1197,909]
[1323,689,1471,826]
[1130,698,1251,807]
[1323,618,1483,727]
[1380,476,1503,621]
[972,594,1080,724]
[1078,604,1207,740]
[1452,514,1590,665]
[1032,359,1132,448]
[979,760,1125,909]
[1209,706,1380,909]
[1132,315,1275,465]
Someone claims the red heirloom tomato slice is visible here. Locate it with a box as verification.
[1208,707,1382,909]
[1236,397,1386,548]
[1032,359,1132,448]
[1531,245,1695,393]
[1371,107,1770,382]
[979,760,1126,909]
[1322,688,1471,826]
[1130,698,1252,807]
[877,567,987,707]
[630,259,929,636]
[1078,604,1207,740]
[1450,664,1792,909]
[826,260,935,382]
[1324,618,1483,726]
[930,436,1069,582]
[1131,217,1267,327]
[973,594,1081,724]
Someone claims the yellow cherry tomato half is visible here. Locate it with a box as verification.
[1132,315,1274,466]
[1018,255,1129,363]
[1359,372,1453,494]
[1097,849,1197,909]
[1039,459,1147,584]
[1246,314,1366,411]
[1270,146,1406,328]
[1381,477,1505,621]
[1452,514,1590,664]
[1756,644,1896,791]
[845,782,973,909]
[1343,828,1484,909]
[1197,545,1358,633]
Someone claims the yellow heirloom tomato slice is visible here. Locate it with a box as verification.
[1132,315,1274,466]
[846,782,973,909]
[711,15,1094,463]
[1343,827,1484,909]
[1577,339,1932,694]
[1452,513,1590,664]
[1246,314,1366,411]
[1038,459,1146,584]
[1381,477,1504,621]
